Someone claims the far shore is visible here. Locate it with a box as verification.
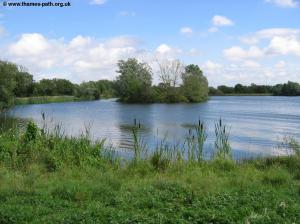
[13,94,286,106]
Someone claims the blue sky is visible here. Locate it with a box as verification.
[0,0,300,86]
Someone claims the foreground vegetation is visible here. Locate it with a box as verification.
[0,118,299,223]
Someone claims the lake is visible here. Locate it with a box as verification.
[7,96,300,159]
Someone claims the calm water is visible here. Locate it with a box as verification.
[7,96,300,159]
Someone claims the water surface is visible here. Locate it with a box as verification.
[7,96,300,159]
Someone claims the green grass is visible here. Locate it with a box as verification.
[0,121,299,223]
[15,96,81,105]
[211,93,273,96]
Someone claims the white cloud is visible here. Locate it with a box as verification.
[90,0,106,5]
[223,46,264,61]
[69,35,92,48]
[104,36,140,48]
[242,60,261,68]
[3,33,184,82]
[241,28,300,44]
[5,33,145,81]
[265,0,298,8]
[266,36,300,56]
[275,60,286,68]
[203,61,300,87]
[212,15,234,26]
[180,27,193,35]
[156,44,182,56]
[203,60,223,70]
[156,44,172,54]
[9,33,50,57]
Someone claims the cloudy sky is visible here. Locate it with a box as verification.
[0,0,300,86]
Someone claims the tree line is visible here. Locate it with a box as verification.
[0,58,209,109]
[209,82,300,96]
[1,58,298,110]
[0,60,116,110]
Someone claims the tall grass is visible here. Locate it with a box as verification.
[151,137,183,171]
[280,136,300,156]
[214,118,232,159]
[132,119,147,161]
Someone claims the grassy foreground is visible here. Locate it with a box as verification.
[15,96,80,105]
[0,122,299,223]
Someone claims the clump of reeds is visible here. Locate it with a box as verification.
[186,129,196,161]
[132,118,147,161]
[151,137,182,171]
[280,136,300,157]
[185,119,207,162]
[195,119,207,162]
[214,118,231,159]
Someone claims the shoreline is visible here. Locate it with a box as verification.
[13,94,297,107]
[0,121,299,223]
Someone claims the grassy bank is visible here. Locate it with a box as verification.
[15,96,81,105]
[210,93,273,96]
[0,121,299,223]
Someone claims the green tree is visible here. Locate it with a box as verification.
[280,81,300,96]
[14,72,34,97]
[95,80,116,98]
[209,87,223,95]
[234,84,246,94]
[34,79,56,96]
[116,58,153,103]
[0,61,18,109]
[76,81,100,100]
[54,79,75,95]
[181,64,209,102]
[217,85,234,94]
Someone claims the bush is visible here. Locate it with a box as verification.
[23,121,39,143]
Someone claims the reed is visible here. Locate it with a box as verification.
[195,119,207,162]
[214,118,232,159]
[132,119,147,161]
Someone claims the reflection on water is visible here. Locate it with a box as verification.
[6,96,300,159]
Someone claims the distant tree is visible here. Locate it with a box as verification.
[34,79,55,96]
[280,81,300,96]
[234,84,243,94]
[54,79,74,95]
[76,81,100,100]
[272,84,283,96]
[14,72,34,97]
[209,87,223,95]
[181,64,209,102]
[95,80,116,98]
[217,85,234,94]
[157,59,184,87]
[0,61,18,109]
[115,58,153,103]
